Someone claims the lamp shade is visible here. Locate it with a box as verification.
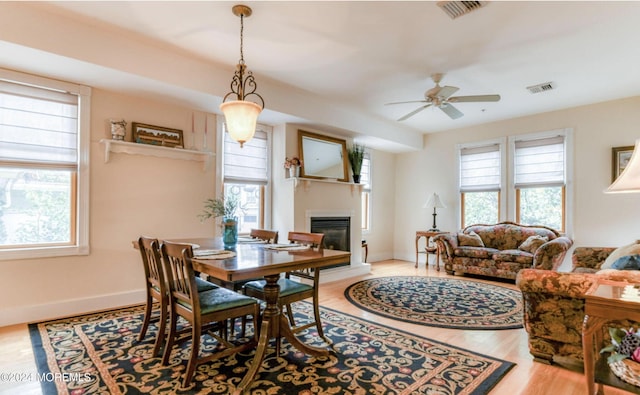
[606,139,640,193]
[423,193,446,209]
[220,100,262,147]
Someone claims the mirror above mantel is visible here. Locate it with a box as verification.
[298,130,349,182]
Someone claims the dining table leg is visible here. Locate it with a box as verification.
[234,273,331,394]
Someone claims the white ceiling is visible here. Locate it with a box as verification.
[4,1,640,152]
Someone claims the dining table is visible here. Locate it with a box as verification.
[165,237,351,394]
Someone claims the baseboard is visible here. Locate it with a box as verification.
[1,289,146,327]
[319,262,371,283]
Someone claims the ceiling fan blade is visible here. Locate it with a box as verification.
[397,104,432,121]
[437,86,459,100]
[448,94,501,103]
[439,103,464,119]
[385,100,430,106]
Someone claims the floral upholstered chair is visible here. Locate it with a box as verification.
[517,245,640,364]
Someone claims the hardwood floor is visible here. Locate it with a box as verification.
[0,259,632,394]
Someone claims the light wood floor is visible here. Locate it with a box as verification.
[0,259,632,395]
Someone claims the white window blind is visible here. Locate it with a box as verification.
[514,135,565,188]
[0,81,78,167]
[223,128,268,184]
[360,152,371,190]
[459,144,501,192]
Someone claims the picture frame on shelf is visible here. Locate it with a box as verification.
[612,145,635,182]
[132,122,184,148]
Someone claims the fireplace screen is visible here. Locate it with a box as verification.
[310,217,350,252]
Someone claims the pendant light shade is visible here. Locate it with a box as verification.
[220,100,261,147]
[220,4,264,148]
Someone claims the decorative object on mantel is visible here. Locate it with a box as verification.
[347,143,365,183]
[284,156,302,178]
[109,119,126,141]
[607,139,640,192]
[219,4,265,148]
[423,192,446,231]
[199,196,240,248]
[132,122,184,148]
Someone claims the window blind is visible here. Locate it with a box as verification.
[514,135,565,188]
[0,80,78,166]
[459,144,501,192]
[223,128,268,185]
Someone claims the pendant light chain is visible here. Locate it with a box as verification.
[239,13,245,66]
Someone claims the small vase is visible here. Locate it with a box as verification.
[288,166,298,178]
[353,174,361,184]
[222,216,238,248]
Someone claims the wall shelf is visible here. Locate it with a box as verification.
[99,139,213,170]
[287,176,362,195]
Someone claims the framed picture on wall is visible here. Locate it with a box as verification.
[132,122,184,148]
[612,145,635,182]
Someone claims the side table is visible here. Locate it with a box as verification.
[415,230,445,271]
[582,283,640,395]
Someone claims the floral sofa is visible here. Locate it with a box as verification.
[433,222,573,281]
[517,246,640,364]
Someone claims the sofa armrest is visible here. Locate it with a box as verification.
[532,236,573,271]
[433,233,458,258]
[516,268,597,299]
[571,247,616,272]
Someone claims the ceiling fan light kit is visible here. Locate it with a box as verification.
[386,73,500,121]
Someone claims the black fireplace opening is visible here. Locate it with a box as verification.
[310,216,351,269]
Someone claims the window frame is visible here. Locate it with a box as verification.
[360,151,371,232]
[0,68,91,260]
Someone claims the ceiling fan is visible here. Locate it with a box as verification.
[386,73,500,121]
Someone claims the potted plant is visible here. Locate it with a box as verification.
[199,196,240,248]
[347,144,365,183]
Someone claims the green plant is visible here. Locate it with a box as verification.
[347,144,365,176]
[198,196,239,221]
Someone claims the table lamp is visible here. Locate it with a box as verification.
[606,139,640,193]
[423,193,446,231]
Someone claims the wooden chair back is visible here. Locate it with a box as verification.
[160,241,199,314]
[250,228,279,243]
[288,231,325,250]
[137,236,166,294]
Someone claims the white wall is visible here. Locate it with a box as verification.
[394,96,640,270]
[0,89,218,326]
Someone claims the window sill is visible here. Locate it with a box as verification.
[99,139,214,170]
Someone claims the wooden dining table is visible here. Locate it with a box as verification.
[166,237,351,394]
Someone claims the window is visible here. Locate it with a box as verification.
[0,68,90,259]
[459,142,502,227]
[360,152,371,231]
[512,135,566,231]
[222,126,270,234]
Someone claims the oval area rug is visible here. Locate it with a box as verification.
[344,276,523,330]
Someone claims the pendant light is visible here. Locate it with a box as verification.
[220,4,264,148]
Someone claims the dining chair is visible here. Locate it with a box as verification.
[249,228,279,244]
[160,241,260,388]
[243,231,327,355]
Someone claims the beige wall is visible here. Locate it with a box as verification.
[393,96,640,269]
[0,89,218,326]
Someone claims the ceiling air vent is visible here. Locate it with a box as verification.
[526,82,555,94]
[437,1,487,19]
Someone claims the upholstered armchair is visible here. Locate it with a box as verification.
[517,247,640,364]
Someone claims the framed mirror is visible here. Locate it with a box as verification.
[298,130,349,182]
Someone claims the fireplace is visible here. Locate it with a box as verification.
[310,216,350,268]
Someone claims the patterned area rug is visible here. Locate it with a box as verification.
[29,302,515,394]
[345,276,523,330]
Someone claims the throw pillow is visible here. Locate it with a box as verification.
[518,235,549,254]
[611,254,640,270]
[601,241,640,270]
[458,231,484,247]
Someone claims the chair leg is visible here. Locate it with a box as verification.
[161,309,177,365]
[312,298,328,343]
[138,295,153,342]
[285,303,296,327]
[152,300,168,357]
[182,323,201,388]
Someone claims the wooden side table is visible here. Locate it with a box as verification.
[415,230,445,271]
[582,283,640,395]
